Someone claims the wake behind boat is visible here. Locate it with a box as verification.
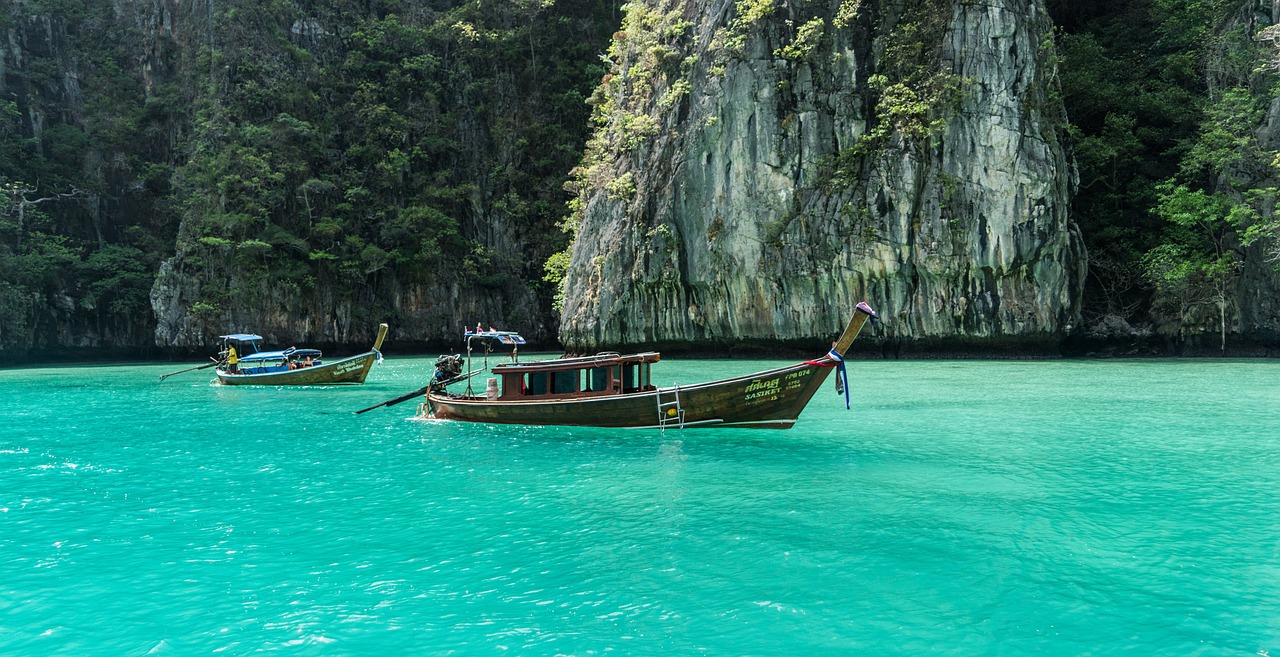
[416,303,878,429]
[215,323,388,386]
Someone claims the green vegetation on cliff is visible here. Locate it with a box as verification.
[0,0,617,357]
[1051,0,1280,349]
[0,1,171,353]
[6,0,1280,358]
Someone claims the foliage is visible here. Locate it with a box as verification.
[1145,180,1254,322]
[542,249,572,311]
[821,0,963,188]
[0,0,618,353]
[551,0,694,304]
[0,0,173,352]
[1143,12,1277,349]
[715,0,778,61]
[833,0,863,30]
[861,10,963,154]
[775,18,826,62]
[1051,0,1280,344]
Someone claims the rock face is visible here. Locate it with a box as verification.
[0,8,160,358]
[0,0,612,359]
[149,245,546,351]
[560,0,1085,354]
[141,3,560,351]
[1234,2,1280,350]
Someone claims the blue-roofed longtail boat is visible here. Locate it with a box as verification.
[215,323,389,386]
[417,302,878,429]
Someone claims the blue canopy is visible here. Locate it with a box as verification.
[219,333,264,342]
[238,350,288,363]
[238,347,322,363]
[465,330,526,346]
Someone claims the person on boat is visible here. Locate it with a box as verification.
[227,346,238,374]
[303,356,314,368]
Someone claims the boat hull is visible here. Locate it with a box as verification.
[216,351,379,386]
[426,361,836,429]
[421,302,875,429]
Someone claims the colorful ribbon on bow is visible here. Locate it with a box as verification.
[827,348,849,410]
[808,349,850,409]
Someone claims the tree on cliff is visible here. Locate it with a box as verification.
[1145,180,1256,353]
[0,0,618,357]
[1143,8,1279,351]
[1055,0,1280,351]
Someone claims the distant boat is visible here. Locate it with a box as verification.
[417,303,878,429]
[215,323,389,386]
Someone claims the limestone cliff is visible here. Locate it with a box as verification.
[1231,0,1280,350]
[0,5,164,357]
[0,0,614,360]
[142,2,581,350]
[559,0,1085,354]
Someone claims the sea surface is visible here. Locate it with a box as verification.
[2,355,1279,656]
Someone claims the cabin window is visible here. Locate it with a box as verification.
[584,367,610,392]
[552,371,577,394]
[526,372,548,395]
[622,364,640,392]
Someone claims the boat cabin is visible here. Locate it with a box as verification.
[218,333,324,375]
[233,348,323,375]
[450,328,658,400]
[490,352,660,400]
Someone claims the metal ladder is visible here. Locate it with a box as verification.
[656,385,685,431]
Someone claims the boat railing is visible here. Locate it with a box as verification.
[493,351,659,373]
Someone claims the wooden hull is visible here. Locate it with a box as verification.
[421,303,874,429]
[216,351,379,386]
[426,360,836,429]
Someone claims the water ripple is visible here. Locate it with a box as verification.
[1,359,1279,654]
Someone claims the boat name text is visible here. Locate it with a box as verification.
[744,378,781,402]
[334,360,363,375]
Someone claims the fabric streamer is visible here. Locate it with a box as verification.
[805,349,850,410]
[827,349,849,410]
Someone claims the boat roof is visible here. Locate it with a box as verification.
[238,348,322,363]
[220,333,264,342]
[492,351,659,374]
[466,330,526,346]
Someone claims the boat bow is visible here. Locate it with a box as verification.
[831,301,879,357]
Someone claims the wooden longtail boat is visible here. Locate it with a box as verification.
[215,323,388,386]
[418,303,877,429]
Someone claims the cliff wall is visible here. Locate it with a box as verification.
[142,1,600,351]
[559,0,1085,355]
[1234,0,1280,350]
[0,0,614,361]
[0,4,165,357]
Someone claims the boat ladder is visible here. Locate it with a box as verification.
[656,385,685,431]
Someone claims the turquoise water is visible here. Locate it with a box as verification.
[2,356,1279,655]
